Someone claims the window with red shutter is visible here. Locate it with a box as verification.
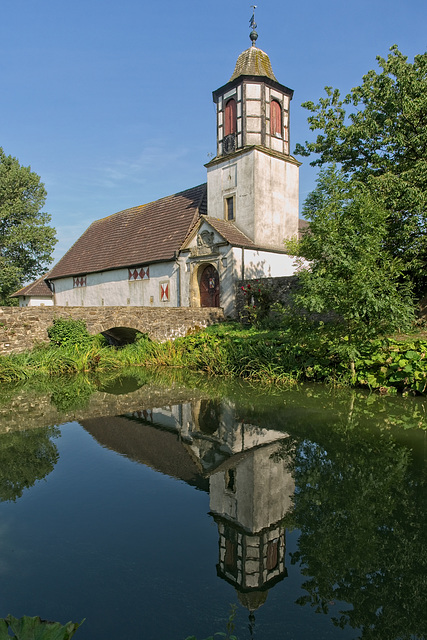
[271,100,282,137]
[224,98,237,136]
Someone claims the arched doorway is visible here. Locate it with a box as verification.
[199,264,220,307]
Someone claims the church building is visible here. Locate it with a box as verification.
[13,23,303,317]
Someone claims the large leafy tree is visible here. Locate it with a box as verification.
[0,148,56,304]
[294,45,427,294]
[287,166,414,374]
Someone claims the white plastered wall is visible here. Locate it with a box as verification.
[207,148,299,251]
[18,296,54,307]
[52,261,182,307]
[232,247,296,281]
[253,150,299,248]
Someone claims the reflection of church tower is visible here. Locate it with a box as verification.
[206,12,300,251]
[209,440,294,614]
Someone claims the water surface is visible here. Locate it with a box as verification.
[0,372,425,640]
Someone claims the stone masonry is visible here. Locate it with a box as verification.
[0,306,225,355]
[235,276,299,319]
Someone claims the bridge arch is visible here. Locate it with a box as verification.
[99,326,148,346]
[0,306,225,355]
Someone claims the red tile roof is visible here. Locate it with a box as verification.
[11,275,53,298]
[48,184,207,279]
[200,217,256,248]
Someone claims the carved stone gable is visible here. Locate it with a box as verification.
[192,230,219,256]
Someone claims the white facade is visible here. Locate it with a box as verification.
[52,261,182,308]
[20,42,301,317]
[18,296,54,307]
[207,148,299,250]
[48,215,297,317]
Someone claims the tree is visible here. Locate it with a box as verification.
[0,148,57,304]
[287,166,414,374]
[294,46,427,294]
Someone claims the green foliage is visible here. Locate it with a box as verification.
[294,46,427,293]
[0,321,426,394]
[0,427,59,502]
[355,338,427,395]
[47,318,92,347]
[0,615,82,640]
[0,148,57,304]
[288,166,415,373]
[240,280,276,327]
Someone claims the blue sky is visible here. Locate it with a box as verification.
[1,0,426,263]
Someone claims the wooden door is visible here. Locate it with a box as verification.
[199,265,220,307]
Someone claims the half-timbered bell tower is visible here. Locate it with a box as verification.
[206,14,300,251]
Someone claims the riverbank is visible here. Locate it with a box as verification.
[0,320,426,395]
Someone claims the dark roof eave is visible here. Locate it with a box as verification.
[213,75,294,102]
[48,256,178,281]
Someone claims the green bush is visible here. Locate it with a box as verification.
[47,318,92,347]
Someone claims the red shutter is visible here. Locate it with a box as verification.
[271,100,282,137]
[225,99,237,136]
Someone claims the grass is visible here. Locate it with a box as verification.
[0,321,426,395]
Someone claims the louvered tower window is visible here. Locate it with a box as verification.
[224,98,237,136]
[271,99,282,137]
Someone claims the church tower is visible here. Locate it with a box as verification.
[206,14,300,251]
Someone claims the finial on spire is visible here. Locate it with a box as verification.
[249,5,258,46]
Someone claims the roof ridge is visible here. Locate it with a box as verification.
[47,183,209,280]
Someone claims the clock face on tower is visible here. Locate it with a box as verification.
[223,134,236,155]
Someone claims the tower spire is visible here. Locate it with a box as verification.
[249,5,258,46]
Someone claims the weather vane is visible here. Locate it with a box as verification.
[249,5,258,46]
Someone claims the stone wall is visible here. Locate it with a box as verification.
[235,276,299,320]
[0,306,225,355]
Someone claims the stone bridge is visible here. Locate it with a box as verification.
[0,306,225,355]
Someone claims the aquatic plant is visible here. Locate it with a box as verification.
[0,615,82,639]
[185,604,238,640]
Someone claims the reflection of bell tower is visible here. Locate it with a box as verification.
[209,441,294,614]
[206,10,300,251]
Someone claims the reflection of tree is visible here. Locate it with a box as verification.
[0,427,59,502]
[280,418,427,640]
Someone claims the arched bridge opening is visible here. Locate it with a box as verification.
[101,326,149,347]
[0,306,225,355]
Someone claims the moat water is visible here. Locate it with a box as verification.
[0,370,426,640]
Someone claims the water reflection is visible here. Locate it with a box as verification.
[0,372,426,640]
[0,426,59,502]
[80,396,295,631]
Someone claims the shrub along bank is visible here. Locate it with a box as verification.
[0,318,425,395]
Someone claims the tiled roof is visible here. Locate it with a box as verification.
[201,217,256,248]
[11,275,53,298]
[230,46,277,82]
[48,184,207,279]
